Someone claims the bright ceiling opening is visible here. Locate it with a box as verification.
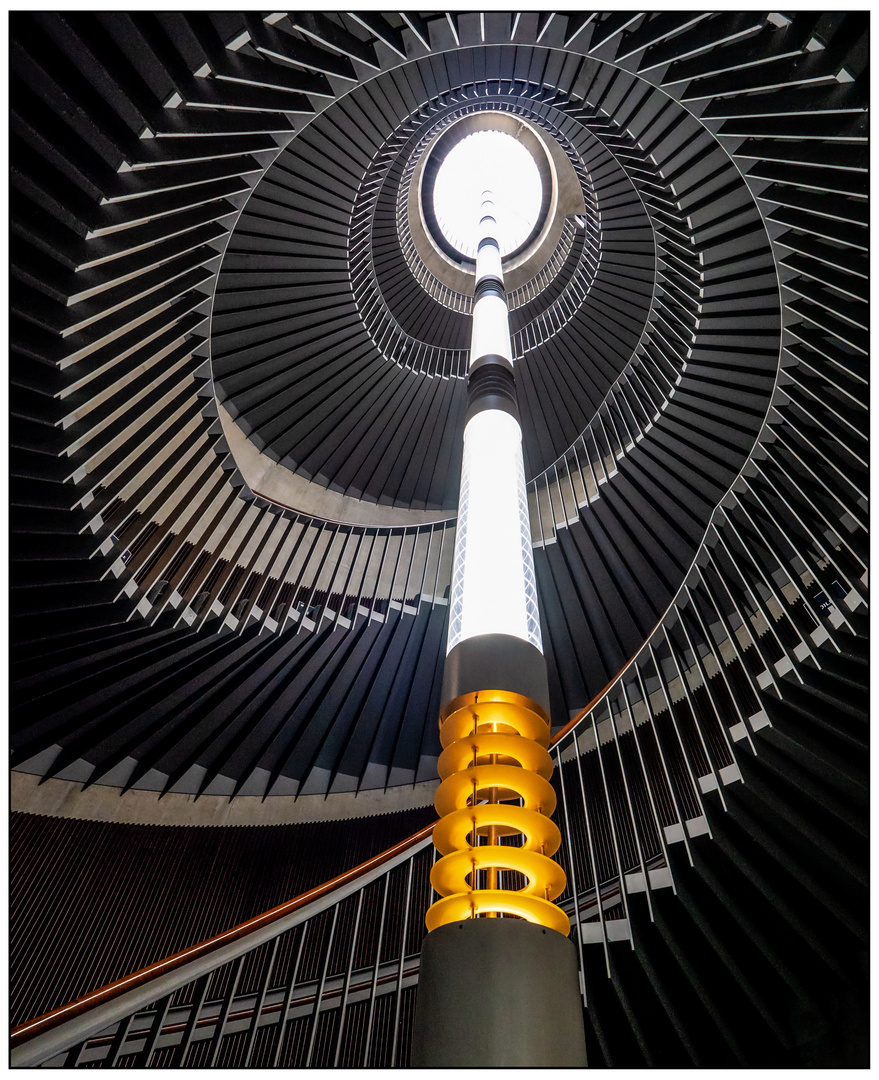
[432,129,543,260]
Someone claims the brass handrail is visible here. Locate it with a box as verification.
[11,821,435,1051]
[11,666,629,1055]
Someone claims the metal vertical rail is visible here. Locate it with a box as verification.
[596,410,620,472]
[270,922,310,1068]
[429,521,447,607]
[659,625,727,810]
[362,875,390,1067]
[281,521,326,634]
[721,500,820,665]
[248,515,300,633]
[62,1040,87,1067]
[294,522,338,635]
[349,529,379,632]
[104,1011,137,1068]
[687,571,777,711]
[638,350,670,407]
[581,431,602,500]
[312,526,352,630]
[206,956,244,1067]
[206,511,275,634]
[555,741,588,998]
[383,528,407,615]
[332,892,364,1067]
[174,973,210,1067]
[645,641,712,831]
[701,546,782,697]
[680,590,758,754]
[742,480,840,647]
[396,529,417,613]
[618,676,676,894]
[414,525,434,614]
[756,453,866,597]
[258,517,309,632]
[770,424,866,532]
[390,858,414,1067]
[305,905,339,1067]
[241,938,280,1066]
[570,437,588,508]
[630,659,695,866]
[182,505,253,631]
[633,354,665,415]
[333,527,368,628]
[568,734,611,975]
[671,604,743,765]
[773,402,867,499]
[588,706,634,945]
[532,476,547,547]
[364,524,393,622]
[222,513,288,631]
[609,386,637,449]
[590,427,611,486]
[625,367,657,427]
[604,696,655,922]
[545,462,560,537]
[605,395,632,456]
[563,453,579,521]
[709,529,800,682]
[133,993,172,1067]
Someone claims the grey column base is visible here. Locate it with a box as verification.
[411,918,587,1067]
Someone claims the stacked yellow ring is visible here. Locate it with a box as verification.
[426,689,570,936]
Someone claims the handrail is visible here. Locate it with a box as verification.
[11,657,635,1058]
[11,822,435,1063]
[11,658,635,1063]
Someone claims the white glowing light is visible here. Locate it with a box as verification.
[475,241,503,281]
[446,410,542,653]
[470,294,512,365]
[433,130,542,259]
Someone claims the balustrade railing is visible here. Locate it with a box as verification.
[14,528,865,1066]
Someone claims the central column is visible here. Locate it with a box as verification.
[411,190,587,1067]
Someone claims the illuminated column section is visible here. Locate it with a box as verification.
[414,189,585,1066]
[426,191,569,936]
[413,184,586,1068]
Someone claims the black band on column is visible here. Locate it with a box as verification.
[477,236,499,253]
[441,634,551,714]
[470,353,514,377]
[473,276,505,302]
[466,354,518,423]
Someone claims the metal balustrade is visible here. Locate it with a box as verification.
[348,93,602,381]
[12,488,866,1065]
[10,11,868,1063]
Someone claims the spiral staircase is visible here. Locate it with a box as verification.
[10,10,868,1067]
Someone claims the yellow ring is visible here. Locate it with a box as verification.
[440,700,550,749]
[427,688,568,937]
[437,732,553,780]
[426,891,571,937]
[434,764,558,818]
[431,846,567,901]
[433,803,562,857]
[439,689,551,726]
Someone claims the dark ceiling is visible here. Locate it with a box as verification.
[10,11,867,801]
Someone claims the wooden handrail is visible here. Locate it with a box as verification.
[11,821,436,1049]
[11,663,631,1052]
[551,662,637,744]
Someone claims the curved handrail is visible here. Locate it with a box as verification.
[11,661,636,1058]
[11,821,435,1054]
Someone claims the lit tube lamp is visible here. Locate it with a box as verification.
[412,187,587,1067]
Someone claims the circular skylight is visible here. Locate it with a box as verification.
[432,130,543,260]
